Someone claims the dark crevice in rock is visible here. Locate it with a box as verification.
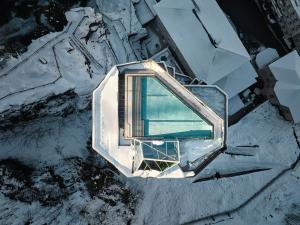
[0,89,91,131]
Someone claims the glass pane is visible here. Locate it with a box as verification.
[141,141,179,161]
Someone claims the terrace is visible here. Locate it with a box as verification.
[93,60,227,178]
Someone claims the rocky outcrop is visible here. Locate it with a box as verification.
[0,90,91,131]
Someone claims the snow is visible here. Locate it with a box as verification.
[93,67,133,176]
[95,0,143,35]
[269,50,300,123]
[153,0,257,99]
[193,0,249,59]
[154,0,249,80]
[0,2,300,224]
[0,46,60,100]
[0,111,91,166]
[134,0,156,25]
[214,62,257,99]
[93,60,225,178]
[228,95,245,115]
[0,157,136,225]
[180,85,228,163]
[291,0,300,18]
[130,102,300,224]
[0,9,96,112]
[0,7,137,115]
[186,85,227,119]
[151,48,184,73]
[255,48,279,69]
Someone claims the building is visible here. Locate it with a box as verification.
[133,0,258,115]
[263,0,300,51]
[268,50,300,123]
[134,0,158,25]
[152,0,257,113]
[92,60,227,178]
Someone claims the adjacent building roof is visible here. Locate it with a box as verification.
[134,0,157,25]
[291,0,300,18]
[269,50,300,123]
[255,48,279,69]
[153,0,257,98]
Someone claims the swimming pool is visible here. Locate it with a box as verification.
[139,76,213,139]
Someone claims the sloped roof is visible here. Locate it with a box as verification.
[154,0,251,84]
[134,0,157,25]
[291,0,300,18]
[255,48,279,69]
[269,50,300,123]
[214,62,257,98]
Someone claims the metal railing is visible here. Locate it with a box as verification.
[132,139,180,172]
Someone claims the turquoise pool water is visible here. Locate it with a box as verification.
[140,76,213,139]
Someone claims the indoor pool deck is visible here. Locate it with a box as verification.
[126,75,213,139]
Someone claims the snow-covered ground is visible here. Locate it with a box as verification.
[0,8,108,113]
[130,102,300,225]
[0,6,141,225]
[1,101,299,225]
[0,2,300,225]
[0,157,136,225]
[0,6,142,120]
[0,111,90,165]
[0,110,136,225]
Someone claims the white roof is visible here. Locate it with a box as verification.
[291,0,300,18]
[154,0,251,85]
[269,50,300,123]
[134,0,157,25]
[214,62,257,99]
[228,95,244,115]
[255,48,279,69]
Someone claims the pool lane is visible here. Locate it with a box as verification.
[140,76,213,139]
